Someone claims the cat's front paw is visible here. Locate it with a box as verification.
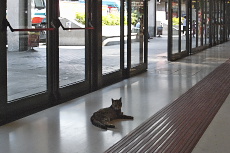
[129,116,134,120]
[122,115,134,119]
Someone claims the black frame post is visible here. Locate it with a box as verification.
[47,0,60,104]
[0,0,7,124]
[91,0,103,91]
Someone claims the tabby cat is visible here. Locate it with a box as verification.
[90,98,134,130]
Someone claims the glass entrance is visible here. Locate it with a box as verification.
[59,1,87,86]
[6,0,47,101]
[102,0,121,74]
[190,0,208,53]
[101,0,148,83]
[168,0,188,61]
[168,0,212,60]
[126,0,148,75]
[131,0,145,66]
[57,0,92,98]
[0,0,149,124]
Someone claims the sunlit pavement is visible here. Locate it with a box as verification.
[7,35,167,100]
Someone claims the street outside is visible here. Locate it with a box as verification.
[7,36,168,101]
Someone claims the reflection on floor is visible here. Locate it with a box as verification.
[1,40,230,153]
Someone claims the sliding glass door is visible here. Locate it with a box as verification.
[168,0,224,61]
[6,0,48,101]
[168,0,188,61]
[0,0,149,125]
[58,0,91,98]
[126,0,148,75]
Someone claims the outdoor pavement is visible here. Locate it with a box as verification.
[7,35,168,101]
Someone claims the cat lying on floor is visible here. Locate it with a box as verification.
[90,98,134,130]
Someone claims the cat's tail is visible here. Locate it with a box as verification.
[90,116,107,130]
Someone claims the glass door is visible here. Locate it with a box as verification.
[126,0,148,76]
[168,0,189,61]
[101,0,148,84]
[102,0,121,74]
[1,0,51,123]
[191,0,198,49]
[58,0,92,98]
[101,0,123,85]
[0,0,149,125]
[204,0,210,45]
[59,1,86,86]
[210,0,219,45]
[6,0,48,101]
[190,0,210,54]
[131,0,145,66]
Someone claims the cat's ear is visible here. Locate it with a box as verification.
[112,98,114,101]
[119,97,122,101]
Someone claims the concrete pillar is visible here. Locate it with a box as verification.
[7,0,30,51]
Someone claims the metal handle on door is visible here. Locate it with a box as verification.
[2,18,55,32]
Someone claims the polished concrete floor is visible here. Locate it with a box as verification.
[1,40,230,153]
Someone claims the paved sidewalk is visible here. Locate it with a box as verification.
[7,36,167,101]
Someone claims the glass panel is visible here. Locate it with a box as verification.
[172,1,179,54]
[217,1,220,42]
[124,2,128,68]
[200,0,205,45]
[102,0,121,74]
[227,2,230,40]
[59,1,86,86]
[191,0,197,48]
[197,0,202,46]
[7,0,47,101]
[210,1,215,45]
[181,0,186,51]
[214,1,218,43]
[205,0,210,45]
[131,0,144,66]
[219,1,224,41]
